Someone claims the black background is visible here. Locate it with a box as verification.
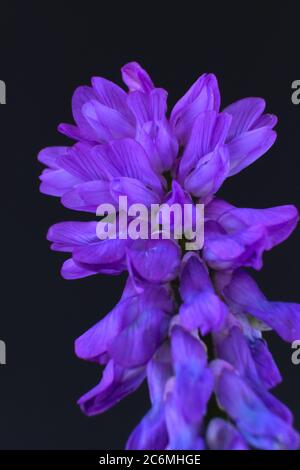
[0,1,300,449]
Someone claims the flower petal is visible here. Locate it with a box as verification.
[147,345,172,404]
[180,291,227,334]
[184,145,230,199]
[223,97,266,141]
[110,176,161,206]
[224,270,300,342]
[58,142,109,181]
[62,180,115,212]
[108,300,170,367]
[227,126,276,176]
[78,360,145,415]
[127,89,167,126]
[39,168,81,196]
[47,221,98,252]
[215,325,281,390]
[171,74,220,144]
[171,325,208,373]
[249,337,282,389]
[136,120,178,173]
[165,327,213,449]
[128,239,181,283]
[218,205,298,250]
[61,258,98,280]
[214,367,299,449]
[58,123,87,142]
[73,238,129,266]
[254,113,277,129]
[38,146,68,169]
[121,62,154,93]
[82,99,134,141]
[179,253,212,301]
[71,86,102,141]
[126,404,168,450]
[92,139,163,195]
[91,76,132,119]
[75,294,139,363]
[206,418,248,450]
[178,111,231,183]
[203,224,267,270]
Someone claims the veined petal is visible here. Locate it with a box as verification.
[184,145,230,199]
[136,120,178,173]
[127,88,167,126]
[254,113,277,129]
[178,111,231,183]
[224,97,266,141]
[171,73,220,144]
[108,306,170,368]
[92,139,163,195]
[91,76,132,119]
[47,221,98,252]
[154,120,179,172]
[38,146,68,169]
[62,180,115,212]
[180,291,227,334]
[128,239,181,283]
[61,258,99,280]
[39,168,81,196]
[73,238,129,266]
[58,122,90,142]
[75,295,139,362]
[58,142,109,181]
[76,282,172,365]
[82,99,135,141]
[224,270,300,342]
[205,198,234,222]
[71,85,103,141]
[203,224,267,270]
[78,360,145,416]
[121,62,154,93]
[218,205,298,250]
[227,127,276,176]
[110,176,161,206]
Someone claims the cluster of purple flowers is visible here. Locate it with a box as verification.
[39,62,300,449]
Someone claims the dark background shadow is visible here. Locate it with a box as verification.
[0,1,299,449]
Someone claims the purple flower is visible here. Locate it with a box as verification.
[39,61,300,449]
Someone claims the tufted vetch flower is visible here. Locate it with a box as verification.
[39,62,300,450]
